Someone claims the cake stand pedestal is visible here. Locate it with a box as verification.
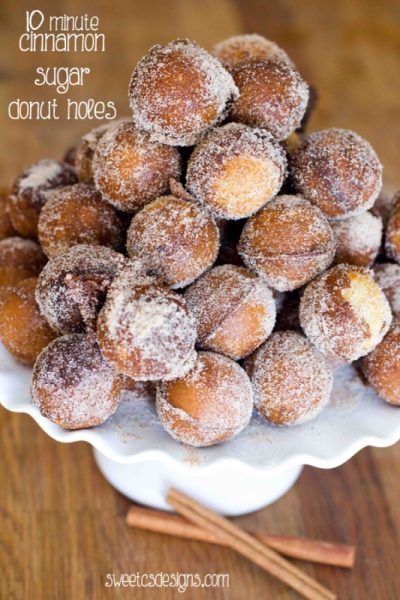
[94,448,303,516]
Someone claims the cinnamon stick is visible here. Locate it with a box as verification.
[126,505,355,568]
[166,488,336,600]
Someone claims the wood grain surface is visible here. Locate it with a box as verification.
[1,0,400,598]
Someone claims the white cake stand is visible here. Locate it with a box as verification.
[1,343,400,516]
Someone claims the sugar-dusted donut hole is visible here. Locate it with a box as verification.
[156,351,253,447]
[8,159,77,239]
[36,244,125,335]
[126,194,219,289]
[230,59,309,141]
[128,39,238,146]
[74,122,112,184]
[249,331,333,426]
[0,277,57,365]
[186,123,287,220]
[38,183,125,258]
[184,264,276,360]
[238,195,336,291]
[331,211,382,267]
[299,263,392,362]
[213,34,293,70]
[96,263,196,381]
[0,237,46,287]
[291,128,383,219]
[374,263,400,319]
[92,120,182,212]
[362,322,400,406]
[74,119,129,184]
[31,333,122,430]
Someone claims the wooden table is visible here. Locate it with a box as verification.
[1,0,400,597]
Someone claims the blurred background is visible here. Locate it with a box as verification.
[1,1,400,598]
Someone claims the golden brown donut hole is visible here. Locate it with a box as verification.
[31,333,122,429]
[299,264,392,362]
[156,351,253,447]
[331,211,382,267]
[186,123,287,220]
[74,123,112,184]
[8,160,77,239]
[362,322,400,406]
[93,120,182,212]
[126,195,219,288]
[230,59,309,141]
[291,128,383,219]
[238,195,336,291]
[38,183,125,258]
[73,119,130,184]
[184,264,276,360]
[128,39,238,146]
[249,331,333,426]
[35,244,125,335]
[213,34,292,70]
[0,277,57,365]
[374,263,400,319]
[97,264,196,381]
[0,237,46,287]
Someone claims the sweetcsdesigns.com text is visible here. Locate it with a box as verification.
[8,10,117,120]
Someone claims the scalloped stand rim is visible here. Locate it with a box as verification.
[1,342,400,515]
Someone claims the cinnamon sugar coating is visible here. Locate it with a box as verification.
[74,118,131,184]
[331,211,382,267]
[8,160,77,239]
[299,264,392,362]
[213,34,292,70]
[230,59,309,141]
[0,277,57,365]
[184,264,276,360]
[362,322,400,406]
[38,183,125,258]
[291,128,383,219]
[249,331,332,426]
[36,244,125,334]
[186,123,287,220]
[93,120,182,212]
[126,195,219,288]
[0,237,46,287]
[239,195,336,291]
[0,35,392,437]
[374,263,400,319]
[128,39,238,146]
[156,351,253,447]
[97,264,196,381]
[31,334,122,429]
[75,123,111,183]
